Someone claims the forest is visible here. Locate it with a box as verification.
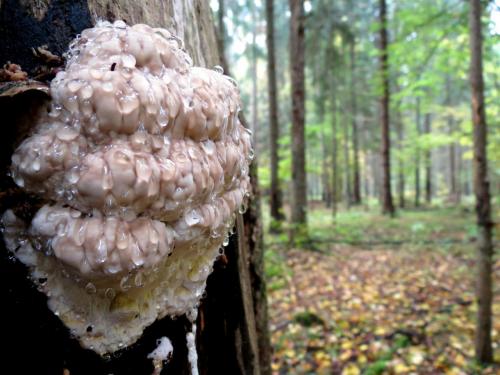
[0,0,497,374]
[216,0,499,373]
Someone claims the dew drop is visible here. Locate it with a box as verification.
[80,84,93,100]
[102,164,113,190]
[96,238,107,263]
[122,54,136,68]
[248,148,255,161]
[212,65,224,74]
[32,158,41,172]
[185,210,201,226]
[68,79,83,93]
[102,82,114,92]
[134,272,143,287]
[238,203,247,215]
[56,222,67,236]
[120,275,131,291]
[105,287,116,299]
[85,282,97,294]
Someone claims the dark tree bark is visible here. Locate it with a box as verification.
[342,106,352,207]
[378,0,395,216]
[469,0,494,364]
[415,97,421,207]
[321,126,332,208]
[215,2,272,373]
[331,86,339,217]
[350,39,361,205]
[341,40,352,207]
[396,108,405,208]
[289,0,307,233]
[0,1,270,374]
[266,0,285,229]
[424,113,432,205]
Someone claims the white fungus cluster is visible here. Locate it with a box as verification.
[2,20,252,355]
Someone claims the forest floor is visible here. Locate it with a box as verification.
[264,206,500,375]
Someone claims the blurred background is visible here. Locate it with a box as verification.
[212,0,499,374]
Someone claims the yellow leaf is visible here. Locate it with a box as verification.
[394,363,410,373]
[342,363,360,375]
[341,341,353,350]
[454,354,466,367]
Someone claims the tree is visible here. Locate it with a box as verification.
[251,1,259,146]
[396,107,405,208]
[468,0,494,364]
[350,37,362,205]
[424,113,432,204]
[0,1,270,373]
[445,75,459,203]
[415,97,421,207]
[378,0,395,216]
[289,0,307,236]
[266,0,285,230]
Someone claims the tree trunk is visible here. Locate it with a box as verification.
[424,113,432,205]
[469,0,494,363]
[321,129,332,207]
[456,143,463,203]
[396,108,405,208]
[415,97,421,207]
[342,107,352,208]
[289,0,307,234]
[446,75,457,203]
[342,40,352,208]
[378,0,395,216]
[448,118,457,202]
[251,1,258,148]
[266,0,285,229]
[0,1,270,374]
[331,87,338,217]
[217,0,226,64]
[350,39,361,205]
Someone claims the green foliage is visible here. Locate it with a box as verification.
[293,311,325,327]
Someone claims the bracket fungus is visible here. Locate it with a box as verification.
[1,20,252,355]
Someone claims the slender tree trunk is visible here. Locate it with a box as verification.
[331,89,338,217]
[0,1,270,373]
[266,0,285,229]
[424,113,432,205]
[217,0,226,63]
[343,107,352,207]
[445,76,457,203]
[364,149,370,200]
[469,0,494,363]
[289,0,307,234]
[415,97,421,207]
[449,119,457,201]
[396,108,405,208]
[350,39,361,205]
[251,1,258,147]
[321,120,332,207]
[456,143,463,203]
[342,40,352,207]
[378,0,395,216]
